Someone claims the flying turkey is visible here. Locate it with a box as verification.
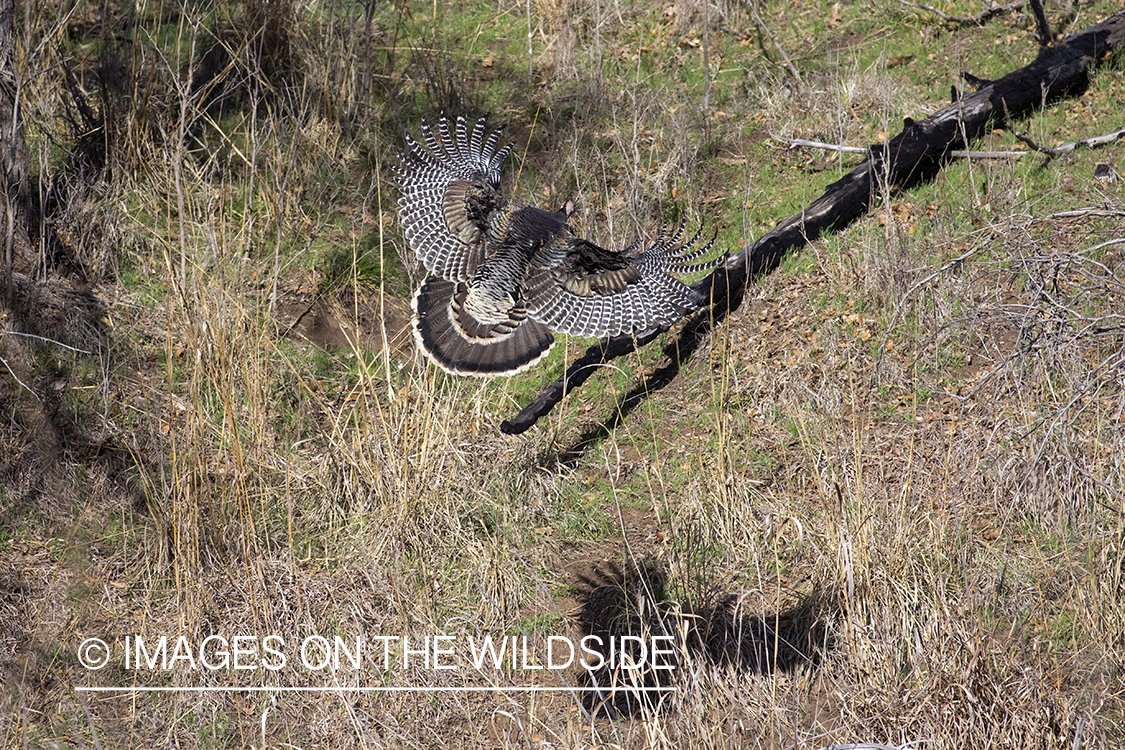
[394,114,722,376]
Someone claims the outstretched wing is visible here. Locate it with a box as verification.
[523,222,722,338]
[394,114,515,281]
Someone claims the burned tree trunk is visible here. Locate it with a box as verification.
[501,9,1125,435]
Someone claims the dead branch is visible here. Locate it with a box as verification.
[500,9,1125,435]
[1009,126,1125,157]
[961,248,1125,505]
[771,133,1026,159]
[1040,208,1125,221]
[770,134,866,153]
[1029,0,1052,46]
[897,0,1025,26]
[747,0,800,84]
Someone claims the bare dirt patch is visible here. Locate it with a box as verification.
[276,277,414,358]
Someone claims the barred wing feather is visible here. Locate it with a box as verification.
[524,223,721,339]
[394,114,514,281]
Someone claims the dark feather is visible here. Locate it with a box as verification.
[555,239,642,297]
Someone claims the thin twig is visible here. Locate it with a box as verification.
[1083,237,1125,255]
[748,0,801,83]
[0,354,39,401]
[1038,208,1125,221]
[2,329,94,354]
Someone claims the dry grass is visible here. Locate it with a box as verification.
[1,0,1123,747]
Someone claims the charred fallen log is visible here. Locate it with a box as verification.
[501,10,1125,435]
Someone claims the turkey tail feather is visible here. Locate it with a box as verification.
[412,277,555,377]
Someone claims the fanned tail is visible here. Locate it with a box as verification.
[412,277,555,377]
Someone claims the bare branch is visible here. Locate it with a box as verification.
[747,0,801,84]
[1029,0,1052,46]
[770,135,865,153]
[0,352,38,400]
[770,134,1027,159]
[2,329,94,354]
[1039,208,1125,221]
[897,0,1024,26]
[1009,126,1125,157]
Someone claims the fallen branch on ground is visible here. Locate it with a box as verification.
[500,10,1125,435]
[770,134,1027,159]
[896,0,1024,26]
[1009,126,1125,157]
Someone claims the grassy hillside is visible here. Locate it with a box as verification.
[1,0,1123,747]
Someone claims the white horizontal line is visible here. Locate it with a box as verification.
[75,686,676,693]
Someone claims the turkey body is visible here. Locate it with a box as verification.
[395,114,721,377]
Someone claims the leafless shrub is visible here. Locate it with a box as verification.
[970,245,1125,519]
